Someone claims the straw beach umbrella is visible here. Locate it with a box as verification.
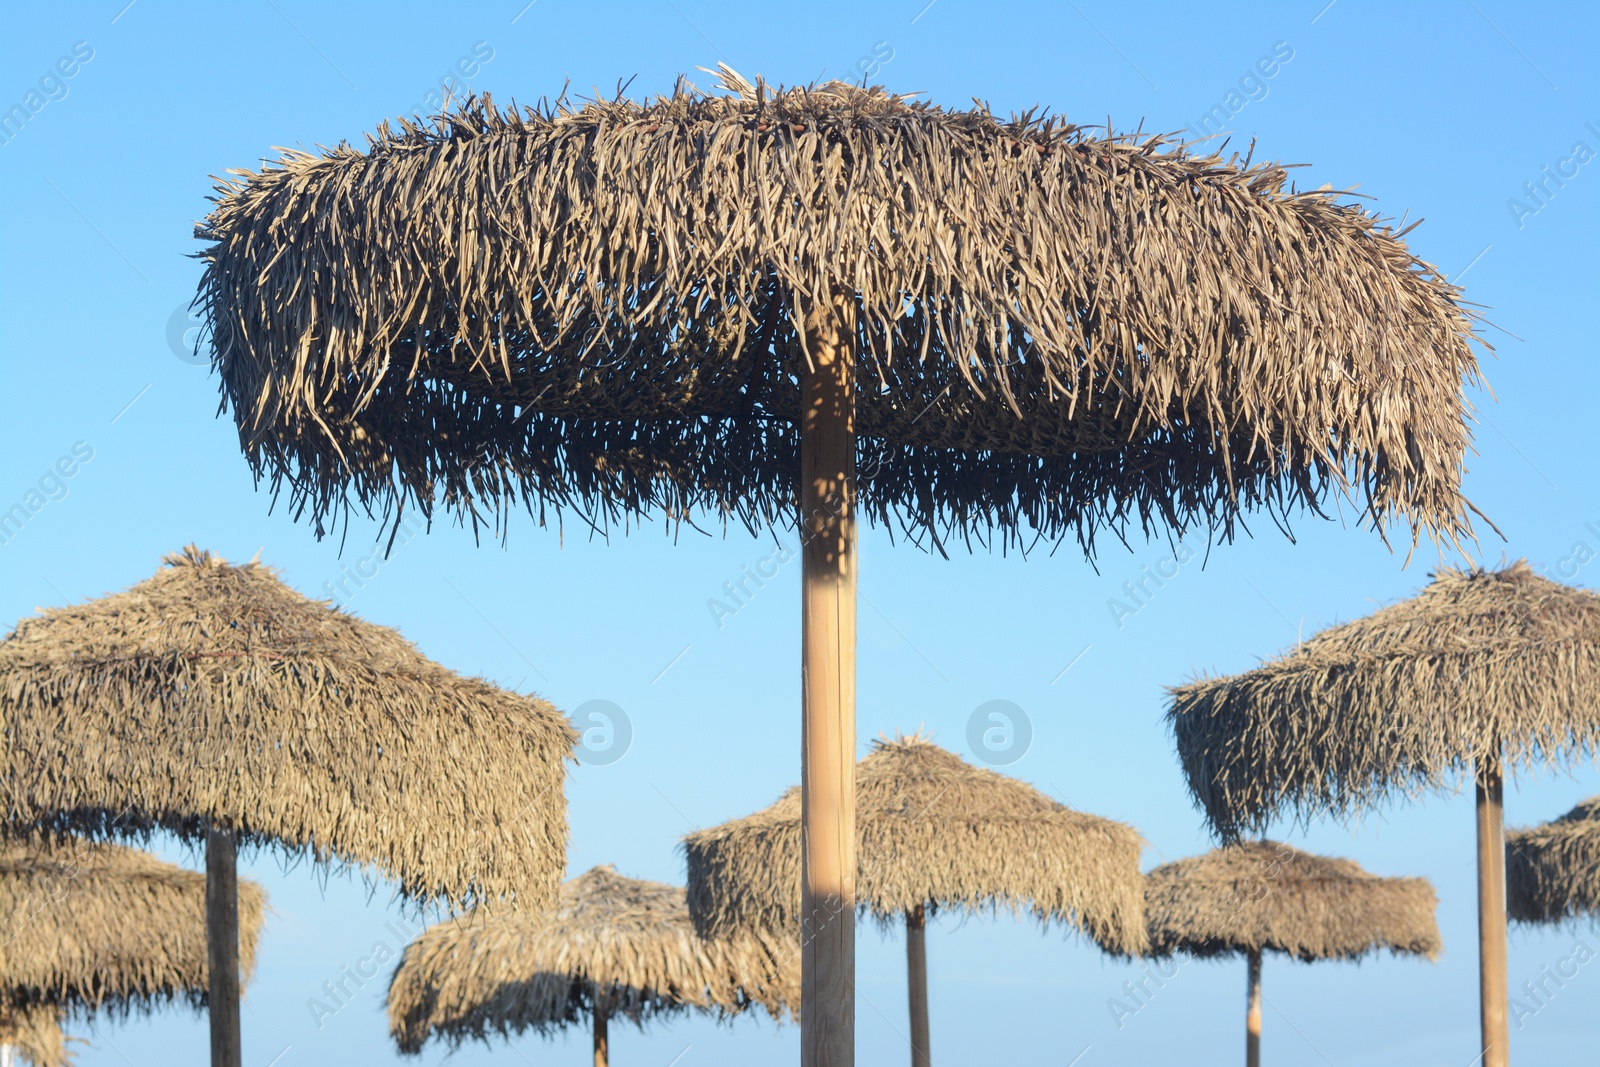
[0,547,576,1067]
[1507,797,1600,926]
[0,835,266,1066]
[0,1004,67,1067]
[387,865,795,1066]
[1168,562,1600,1067]
[685,735,1145,1066]
[1144,841,1440,1066]
[196,67,1483,1065]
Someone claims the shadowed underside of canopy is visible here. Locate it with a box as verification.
[387,865,796,1054]
[1168,563,1600,840]
[1144,841,1441,962]
[0,547,576,910]
[196,68,1483,553]
[685,736,1146,954]
[0,837,265,1015]
[1507,797,1600,925]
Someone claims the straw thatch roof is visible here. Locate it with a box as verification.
[1145,841,1441,962]
[684,735,1146,954]
[196,66,1482,553]
[0,546,576,908]
[1507,796,1600,925]
[1168,562,1600,839]
[0,835,264,1013]
[386,865,796,1054]
[0,1003,68,1067]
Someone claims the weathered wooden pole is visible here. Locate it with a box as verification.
[1245,948,1262,1067]
[1476,754,1508,1067]
[799,292,858,1067]
[206,825,242,1067]
[593,997,610,1067]
[906,903,931,1067]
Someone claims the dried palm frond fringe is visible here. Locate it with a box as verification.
[1507,796,1600,925]
[196,67,1484,554]
[0,547,576,909]
[387,865,796,1054]
[1145,841,1440,961]
[1168,562,1600,840]
[684,735,1146,955]
[0,836,264,1015]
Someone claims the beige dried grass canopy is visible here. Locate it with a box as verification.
[195,66,1482,552]
[1145,841,1441,961]
[0,1003,70,1067]
[0,836,265,1015]
[387,865,796,1054]
[0,546,576,909]
[684,735,1146,954]
[1507,796,1600,925]
[1167,562,1600,839]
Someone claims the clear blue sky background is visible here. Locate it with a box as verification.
[2,2,1597,1065]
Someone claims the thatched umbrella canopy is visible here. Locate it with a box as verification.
[195,66,1483,1067]
[0,546,576,1067]
[0,1004,68,1067]
[1168,562,1600,1067]
[685,735,1144,1065]
[195,69,1482,549]
[0,837,265,1013]
[1146,841,1442,960]
[1145,841,1439,1066]
[0,836,266,1067]
[1507,796,1600,925]
[387,865,795,1066]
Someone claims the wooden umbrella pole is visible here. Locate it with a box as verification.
[905,904,930,1067]
[1475,753,1509,1067]
[1245,949,1262,1067]
[206,825,242,1067]
[593,996,610,1067]
[799,291,858,1067]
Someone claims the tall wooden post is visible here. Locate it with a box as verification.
[1245,949,1262,1067]
[593,997,610,1067]
[1476,754,1508,1067]
[905,904,930,1067]
[800,292,858,1067]
[206,825,242,1067]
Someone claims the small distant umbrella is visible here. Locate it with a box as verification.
[1145,841,1440,1067]
[685,735,1145,1066]
[0,547,576,1067]
[197,64,1484,1067]
[0,836,266,1067]
[387,865,795,1066]
[1168,562,1600,1067]
[0,1004,66,1067]
[1507,797,1600,925]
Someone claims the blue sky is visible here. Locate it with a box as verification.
[2,2,1597,1064]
